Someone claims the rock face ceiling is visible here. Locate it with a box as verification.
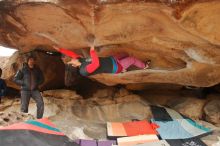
[1,0,220,87]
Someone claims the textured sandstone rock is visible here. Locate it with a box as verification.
[0,56,9,68]
[80,87,143,105]
[204,99,220,125]
[43,89,82,100]
[72,101,152,123]
[91,87,116,98]
[140,92,179,106]
[1,0,220,87]
[167,97,206,119]
[0,111,35,127]
[3,97,60,118]
[0,51,65,90]
[114,88,131,97]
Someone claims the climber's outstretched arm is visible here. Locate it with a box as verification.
[53,46,80,59]
[86,47,100,73]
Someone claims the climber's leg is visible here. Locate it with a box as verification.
[118,56,146,70]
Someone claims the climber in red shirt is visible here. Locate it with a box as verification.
[53,46,151,76]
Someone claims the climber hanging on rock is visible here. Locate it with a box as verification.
[53,34,151,76]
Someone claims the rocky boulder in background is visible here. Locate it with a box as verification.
[167,97,206,119]
[204,99,220,125]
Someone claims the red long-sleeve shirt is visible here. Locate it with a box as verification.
[86,48,100,73]
[58,48,100,73]
[59,48,81,59]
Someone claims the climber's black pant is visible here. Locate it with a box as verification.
[20,90,44,119]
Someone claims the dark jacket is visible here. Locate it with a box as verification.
[13,63,44,91]
[0,79,6,96]
[79,57,117,76]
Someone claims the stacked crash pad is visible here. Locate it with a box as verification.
[106,105,212,146]
[107,120,159,145]
[134,106,211,146]
[150,105,211,139]
[107,120,158,139]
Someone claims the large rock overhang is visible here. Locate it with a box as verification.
[0,0,220,87]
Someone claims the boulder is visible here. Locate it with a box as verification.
[72,100,152,123]
[43,89,82,100]
[114,88,131,97]
[91,87,116,98]
[204,99,220,125]
[82,87,143,106]
[135,84,184,105]
[167,97,206,119]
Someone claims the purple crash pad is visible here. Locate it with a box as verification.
[75,139,116,146]
[75,139,96,146]
[98,140,116,146]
